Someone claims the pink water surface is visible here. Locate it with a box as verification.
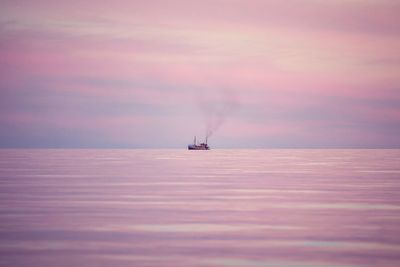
[0,149,400,267]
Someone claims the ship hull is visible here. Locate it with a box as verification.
[188,145,210,150]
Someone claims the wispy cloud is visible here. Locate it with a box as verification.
[1,0,399,147]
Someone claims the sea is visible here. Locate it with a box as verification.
[0,149,400,267]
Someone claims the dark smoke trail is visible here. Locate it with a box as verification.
[198,88,238,139]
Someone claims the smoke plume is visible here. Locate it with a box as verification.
[198,89,238,139]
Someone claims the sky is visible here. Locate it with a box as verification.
[1,0,400,148]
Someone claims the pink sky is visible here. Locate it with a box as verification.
[1,0,400,148]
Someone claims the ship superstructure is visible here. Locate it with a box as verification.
[188,136,210,150]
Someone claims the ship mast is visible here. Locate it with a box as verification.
[194,136,196,145]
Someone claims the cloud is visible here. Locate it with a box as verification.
[1,0,400,147]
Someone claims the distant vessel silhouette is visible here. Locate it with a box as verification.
[188,136,210,150]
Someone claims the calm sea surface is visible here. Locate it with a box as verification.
[0,149,400,267]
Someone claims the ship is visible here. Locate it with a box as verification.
[188,136,210,150]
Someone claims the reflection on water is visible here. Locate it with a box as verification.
[0,149,400,267]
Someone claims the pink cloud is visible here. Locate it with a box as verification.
[1,0,399,147]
